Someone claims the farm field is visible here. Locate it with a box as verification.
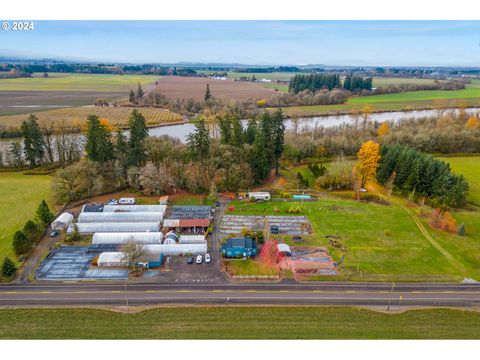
[0,172,54,262]
[278,80,480,116]
[226,195,479,281]
[1,307,479,339]
[152,76,278,101]
[0,73,160,92]
[438,156,480,205]
[0,73,161,117]
[0,106,184,130]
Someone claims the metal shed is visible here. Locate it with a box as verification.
[92,232,163,245]
[51,212,74,231]
[67,222,160,235]
[78,212,163,223]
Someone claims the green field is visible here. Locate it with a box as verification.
[279,80,480,116]
[228,193,480,281]
[0,73,160,92]
[0,172,54,262]
[0,307,479,339]
[438,156,480,205]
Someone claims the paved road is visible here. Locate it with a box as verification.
[0,282,479,307]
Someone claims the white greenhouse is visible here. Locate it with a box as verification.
[143,243,207,256]
[179,235,207,244]
[78,212,163,223]
[51,212,74,231]
[102,205,167,213]
[92,232,163,245]
[98,252,128,267]
[67,222,160,235]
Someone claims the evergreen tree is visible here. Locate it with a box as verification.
[115,128,129,172]
[12,230,32,256]
[249,128,269,183]
[457,223,465,236]
[85,115,114,163]
[23,220,40,242]
[271,109,285,175]
[186,118,211,162]
[136,83,144,100]
[204,84,211,101]
[245,119,257,145]
[218,115,231,145]
[21,115,45,167]
[127,110,149,167]
[1,257,17,278]
[129,89,136,104]
[230,114,244,147]
[36,199,54,226]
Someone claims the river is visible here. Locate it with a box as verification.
[1,107,479,153]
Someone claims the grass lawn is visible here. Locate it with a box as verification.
[0,73,160,92]
[0,307,479,339]
[227,196,469,281]
[0,172,54,262]
[224,259,279,276]
[438,156,480,205]
[260,83,289,92]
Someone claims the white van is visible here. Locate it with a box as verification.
[118,197,135,205]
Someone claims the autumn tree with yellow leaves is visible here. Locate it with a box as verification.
[377,122,391,137]
[355,140,381,187]
[465,116,479,129]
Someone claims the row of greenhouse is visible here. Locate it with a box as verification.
[52,201,209,269]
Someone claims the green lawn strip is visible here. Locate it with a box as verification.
[225,259,278,276]
[0,172,54,263]
[0,307,479,339]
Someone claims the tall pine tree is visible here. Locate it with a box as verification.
[21,115,45,168]
[127,110,149,167]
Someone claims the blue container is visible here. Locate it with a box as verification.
[293,195,311,200]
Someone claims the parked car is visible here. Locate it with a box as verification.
[205,253,211,263]
[107,199,118,205]
[196,255,203,264]
[270,225,279,234]
[50,230,59,237]
[187,256,194,264]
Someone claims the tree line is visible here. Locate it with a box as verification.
[289,73,341,93]
[53,109,285,203]
[377,144,469,208]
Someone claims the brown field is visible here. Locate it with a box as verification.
[0,106,184,130]
[152,76,278,101]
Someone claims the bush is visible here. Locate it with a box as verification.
[23,220,41,242]
[36,200,54,226]
[1,257,17,278]
[12,230,33,256]
[457,223,465,236]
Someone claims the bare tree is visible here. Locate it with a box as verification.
[122,239,146,269]
[39,119,56,164]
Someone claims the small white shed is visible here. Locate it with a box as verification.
[51,212,74,231]
[248,192,271,201]
[98,252,128,267]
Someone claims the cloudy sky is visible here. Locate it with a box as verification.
[1,21,479,66]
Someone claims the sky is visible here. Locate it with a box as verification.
[1,21,479,66]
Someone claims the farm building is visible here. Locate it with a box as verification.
[143,243,207,255]
[138,253,165,269]
[68,222,160,235]
[78,212,163,223]
[98,252,128,267]
[248,192,271,201]
[179,234,206,244]
[92,232,163,245]
[51,212,74,231]
[221,237,257,258]
[163,218,210,233]
[169,205,212,219]
[102,204,167,213]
